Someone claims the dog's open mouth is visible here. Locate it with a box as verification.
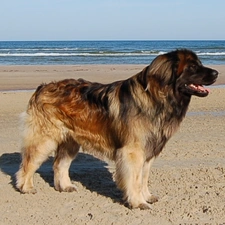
[186,84,209,93]
[184,83,210,97]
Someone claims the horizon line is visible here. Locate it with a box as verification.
[0,39,224,42]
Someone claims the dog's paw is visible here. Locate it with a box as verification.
[138,202,152,210]
[17,186,37,194]
[146,194,159,204]
[63,185,78,193]
[55,184,78,193]
[125,200,152,210]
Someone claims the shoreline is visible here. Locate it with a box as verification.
[0,64,224,91]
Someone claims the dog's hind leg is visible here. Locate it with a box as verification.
[16,138,57,194]
[115,145,151,209]
[53,137,80,192]
[142,157,159,204]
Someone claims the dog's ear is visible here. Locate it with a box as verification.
[176,54,187,76]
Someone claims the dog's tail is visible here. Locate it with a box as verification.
[22,82,70,146]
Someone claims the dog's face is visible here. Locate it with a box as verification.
[148,50,218,98]
[175,51,218,97]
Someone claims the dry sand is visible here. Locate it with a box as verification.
[0,65,225,225]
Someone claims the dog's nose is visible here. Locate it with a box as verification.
[211,69,218,78]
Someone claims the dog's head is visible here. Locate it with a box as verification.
[148,49,218,97]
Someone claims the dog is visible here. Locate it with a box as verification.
[16,49,218,209]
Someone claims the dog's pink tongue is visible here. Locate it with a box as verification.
[198,85,210,93]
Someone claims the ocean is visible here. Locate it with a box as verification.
[0,40,225,65]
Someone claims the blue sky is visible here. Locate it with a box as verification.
[1,0,225,41]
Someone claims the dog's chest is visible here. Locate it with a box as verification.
[143,111,184,159]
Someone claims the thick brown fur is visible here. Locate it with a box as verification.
[16,49,218,209]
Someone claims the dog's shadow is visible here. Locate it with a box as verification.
[0,152,122,202]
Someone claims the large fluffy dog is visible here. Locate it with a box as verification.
[16,49,218,209]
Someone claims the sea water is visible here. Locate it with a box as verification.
[0,40,224,65]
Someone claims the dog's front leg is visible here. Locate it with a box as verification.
[115,145,151,209]
[142,157,159,204]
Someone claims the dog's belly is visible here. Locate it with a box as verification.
[66,121,121,159]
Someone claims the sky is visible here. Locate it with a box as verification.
[0,0,225,41]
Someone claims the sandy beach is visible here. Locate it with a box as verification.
[0,65,225,224]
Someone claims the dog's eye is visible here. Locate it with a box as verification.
[189,64,197,71]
